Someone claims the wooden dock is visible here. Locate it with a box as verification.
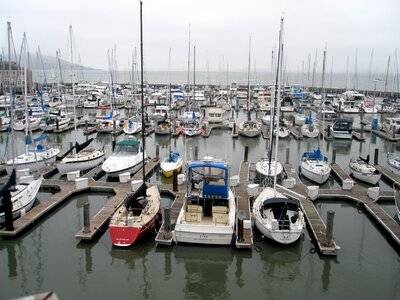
[260,124,270,139]
[131,157,161,180]
[0,180,79,237]
[155,184,185,245]
[279,164,338,255]
[371,129,400,141]
[288,125,303,140]
[330,162,352,183]
[374,164,400,188]
[75,181,131,240]
[235,161,253,248]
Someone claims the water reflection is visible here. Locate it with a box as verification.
[174,245,233,299]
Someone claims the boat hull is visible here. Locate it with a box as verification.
[0,177,42,223]
[109,215,158,246]
[300,162,330,184]
[57,151,106,175]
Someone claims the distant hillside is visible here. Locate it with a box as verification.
[28,54,98,71]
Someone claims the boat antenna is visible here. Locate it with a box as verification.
[140,0,146,183]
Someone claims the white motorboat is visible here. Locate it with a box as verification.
[349,158,381,185]
[102,138,146,178]
[299,148,331,184]
[173,157,236,245]
[329,118,353,139]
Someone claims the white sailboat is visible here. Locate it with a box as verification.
[349,157,381,185]
[300,115,319,138]
[300,148,331,184]
[1,27,43,225]
[56,26,105,175]
[5,32,59,175]
[253,18,305,245]
[300,49,331,185]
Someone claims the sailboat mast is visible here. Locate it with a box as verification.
[70,25,77,135]
[8,21,16,165]
[168,47,172,159]
[140,0,146,181]
[23,33,29,155]
[247,36,251,119]
[273,17,284,192]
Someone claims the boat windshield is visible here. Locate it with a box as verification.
[114,144,139,156]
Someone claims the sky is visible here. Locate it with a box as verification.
[1,0,399,75]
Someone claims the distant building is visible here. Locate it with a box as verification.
[0,60,33,94]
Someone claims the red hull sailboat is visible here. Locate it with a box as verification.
[109,184,160,247]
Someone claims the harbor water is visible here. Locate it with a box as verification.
[0,108,399,299]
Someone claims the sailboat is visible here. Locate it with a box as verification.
[5,32,60,175]
[300,148,331,184]
[252,18,305,245]
[300,115,319,138]
[160,63,183,178]
[1,27,43,225]
[349,157,381,185]
[182,45,203,137]
[56,26,105,175]
[108,1,160,247]
[300,50,331,185]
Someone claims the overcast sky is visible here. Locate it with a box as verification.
[1,0,399,74]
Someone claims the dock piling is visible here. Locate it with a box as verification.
[374,148,379,165]
[194,146,198,160]
[83,202,90,233]
[244,146,249,162]
[173,170,178,192]
[332,149,336,164]
[156,145,159,160]
[237,211,245,242]
[325,210,335,247]
[164,208,171,239]
[286,148,290,164]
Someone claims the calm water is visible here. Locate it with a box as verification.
[1,108,400,299]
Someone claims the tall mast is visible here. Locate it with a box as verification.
[247,36,251,119]
[140,0,146,181]
[273,17,284,193]
[70,25,77,135]
[187,24,191,91]
[23,33,29,155]
[8,21,15,165]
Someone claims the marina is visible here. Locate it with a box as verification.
[2,2,400,298]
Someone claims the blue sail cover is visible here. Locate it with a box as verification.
[301,148,327,161]
[25,134,49,145]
